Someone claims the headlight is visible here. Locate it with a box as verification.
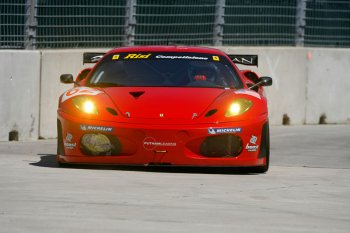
[73,96,98,114]
[225,98,253,117]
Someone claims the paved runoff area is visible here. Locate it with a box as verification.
[0,125,349,233]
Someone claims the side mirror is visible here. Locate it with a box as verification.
[76,68,92,82]
[260,76,273,86]
[60,74,74,84]
[248,76,272,90]
[242,70,259,83]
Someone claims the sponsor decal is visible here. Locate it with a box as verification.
[64,133,76,149]
[143,137,176,150]
[61,87,103,103]
[83,52,105,64]
[80,125,114,132]
[208,127,242,135]
[246,135,259,152]
[246,144,259,152]
[228,55,258,66]
[66,133,73,142]
[124,53,151,59]
[232,57,254,65]
[250,135,257,144]
[212,56,220,61]
[155,55,208,60]
[90,55,104,63]
[64,142,77,149]
[112,54,120,60]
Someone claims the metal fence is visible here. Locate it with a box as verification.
[305,0,350,47]
[1,0,349,49]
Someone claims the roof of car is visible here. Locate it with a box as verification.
[107,45,226,55]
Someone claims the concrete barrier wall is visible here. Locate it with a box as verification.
[0,47,349,140]
[220,47,309,125]
[305,48,350,124]
[220,47,350,125]
[0,51,41,141]
[39,50,98,138]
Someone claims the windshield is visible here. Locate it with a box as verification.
[88,52,243,89]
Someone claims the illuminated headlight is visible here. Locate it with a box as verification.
[73,96,98,114]
[225,99,253,117]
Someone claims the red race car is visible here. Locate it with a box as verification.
[57,46,272,172]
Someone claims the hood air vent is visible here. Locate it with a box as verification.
[106,107,118,116]
[129,91,145,99]
[205,109,218,117]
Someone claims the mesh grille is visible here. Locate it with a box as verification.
[200,134,242,157]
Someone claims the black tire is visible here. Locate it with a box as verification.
[251,122,270,173]
[57,119,66,167]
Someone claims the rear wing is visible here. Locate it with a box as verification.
[83,52,106,64]
[227,54,258,66]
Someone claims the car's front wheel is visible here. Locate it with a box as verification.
[251,122,270,173]
[57,119,66,166]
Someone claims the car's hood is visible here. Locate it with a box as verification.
[102,87,225,120]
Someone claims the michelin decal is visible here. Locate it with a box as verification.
[80,125,114,132]
[208,127,242,135]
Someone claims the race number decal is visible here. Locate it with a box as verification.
[61,87,103,102]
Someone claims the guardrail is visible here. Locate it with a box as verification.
[1,0,349,49]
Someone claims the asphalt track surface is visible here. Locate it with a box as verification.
[0,125,349,233]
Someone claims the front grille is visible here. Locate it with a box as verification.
[200,134,242,157]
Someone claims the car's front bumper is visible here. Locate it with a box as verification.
[57,111,268,167]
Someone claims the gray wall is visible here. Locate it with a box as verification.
[0,48,349,140]
[0,51,41,141]
[39,50,96,138]
[220,47,350,125]
[306,49,350,124]
[221,47,309,125]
